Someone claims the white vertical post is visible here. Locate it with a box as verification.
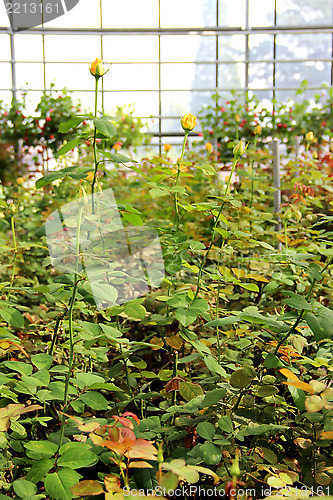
[270,138,281,231]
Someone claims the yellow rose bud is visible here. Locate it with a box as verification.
[181,113,197,132]
[17,177,24,185]
[235,114,240,123]
[233,141,245,157]
[305,131,315,143]
[89,58,109,78]
[164,143,172,152]
[205,142,213,152]
[254,124,262,135]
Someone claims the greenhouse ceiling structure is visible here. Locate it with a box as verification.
[0,0,332,146]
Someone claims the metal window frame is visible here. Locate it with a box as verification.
[1,0,333,151]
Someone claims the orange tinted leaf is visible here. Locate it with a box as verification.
[282,380,314,394]
[165,377,181,393]
[78,421,101,433]
[319,431,333,440]
[104,474,121,493]
[127,439,158,461]
[150,337,164,350]
[279,368,300,382]
[70,480,104,496]
[166,335,184,350]
[129,461,154,468]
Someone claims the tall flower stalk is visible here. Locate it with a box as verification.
[89,58,109,214]
[192,141,245,302]
[174,114,197,228]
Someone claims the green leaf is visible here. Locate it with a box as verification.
[3,360,32,376]
[149,188,168,198]
[175,307,197,327]
[24,441,59,459]
[0,307,24,328]
[200,388,226,408]
[205,316,239,328]
[75,372,104,389]
[257,385,279,397]
[123,212,143,226]
[264,353,284,369]
[58,443,98,469]
[93,117,116,138]
[203,355,227,378]
[178,381,204,401]
[59,117,85,133]
[241,283,260,292]
[218,415,234,434]
[242,424,288,436]
[78,392,109,410]
[35,166,79,188]
[45,468,81,500]
[13,479,37,498]
[55,139,81,158]
[26,458,54,484]
[196,422,215,441]
[230,367,256,389]
[123,302,146,320]
[283,291,312,311]
[199,442,222,465]
[197,163,216,175]
[164,254,182,275]
[99,151,133,163]
[31,354,53,371]
[190,298,208,315]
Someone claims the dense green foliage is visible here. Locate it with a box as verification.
[0,87,333,500]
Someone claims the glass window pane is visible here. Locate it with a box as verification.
[69,91,96,111]
[161,90,213,116]
[161,35,215,63]
[102,0,158,28]
[276,34,332,61]
[103,36,159,63]
[104,64,159,91]
[249,35,274,62]
[218,63,245,88]
[249,0,275,27]
[46,0,101,28]
[45,63,91,90]
[248,63,273,89]
[276,0,333,25]
[190,91,215,115]
[161,63,215,90]
[219,35,245,62]
[218,0,246,28]
[104,91,159,117]
[161,90,192,116]
[0,63,12,89]
[45,35,101,62]
[0,35,11,61]
[15,35,43,62]
[161,0,216,28]
[16,63,44,90]
[275,61,331,89]
[275,88,326,103]
[0,91,13,105]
